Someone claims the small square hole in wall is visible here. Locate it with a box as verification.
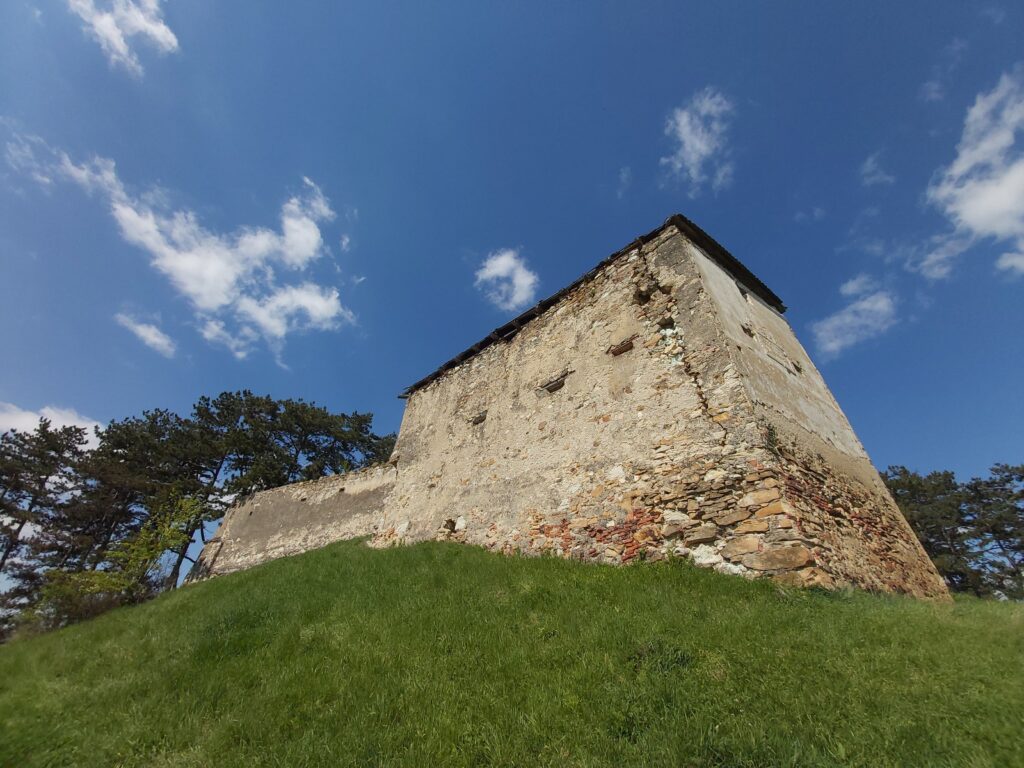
[537,370,572,394]
[607,335,637,356]
[541,377,565,393]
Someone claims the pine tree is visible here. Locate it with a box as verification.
[0,421,88,575]
[2,391,396,635]
[963,464,1023,599]
[884,464,1024,598]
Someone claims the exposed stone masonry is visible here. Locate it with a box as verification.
[193,216,949,599]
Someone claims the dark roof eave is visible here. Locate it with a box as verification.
[399,214,785,398]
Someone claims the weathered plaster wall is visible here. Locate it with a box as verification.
[190,465,395,578]
[192,220,947,599]
[378,227,744,557]
[691,245,865,460]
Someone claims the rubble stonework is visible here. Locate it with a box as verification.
[192,215,949,599]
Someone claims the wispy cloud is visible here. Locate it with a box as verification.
[199,320,257,361]
[914,234,973,280]
[66,0,178,77]
[114,312,176,357]
[919,38,968,103]
[616,166,632,199]
[860,152,895,187]
[839,273,879,297]
[922,65,1024,278]
[981,6,1006,25]
[0,402,101,446]
[4,130,56,187]
[811,287,898,360]
[919,80,945,103]
[794,206,826,223]
[4,127,355,360]
[660,87,735,197]
[474,249,539,312]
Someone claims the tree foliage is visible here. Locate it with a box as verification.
[0,421,87,575]
[884,464,1023,599]
[0,391,394,637]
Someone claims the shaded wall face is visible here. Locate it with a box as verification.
[691,246,867,462]
[694,245,947,597]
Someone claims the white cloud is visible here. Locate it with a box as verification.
[114,312,176,357]
[860,152,895,187]
[839,273,879,297]
[924,66,1024,277]
[277,178,334,267]
[0,402,102,446]
[474,249,539,312]
[66,0,178,77]
[339,234,352,252]
[4,128,355,360]
[616,166,632,199]
[996,251,1024,272]
[811,290,898,359]
[660,87,735,197]
[64,166,337,313]
[236,283,352,342]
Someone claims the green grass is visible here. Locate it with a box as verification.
[1,541,1022,767]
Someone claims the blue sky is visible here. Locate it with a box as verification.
[0,1,1021,480]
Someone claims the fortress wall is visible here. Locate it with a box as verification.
[693,244,946,597]
[376,229,824,584]
[379,227,716,553]
[190,219,947,599]
[191,464,395,578]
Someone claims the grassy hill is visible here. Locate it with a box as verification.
[1,540,1022,767]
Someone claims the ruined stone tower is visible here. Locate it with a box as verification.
[193,215,948,599]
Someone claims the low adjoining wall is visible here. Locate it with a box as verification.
[190,464,395,578]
